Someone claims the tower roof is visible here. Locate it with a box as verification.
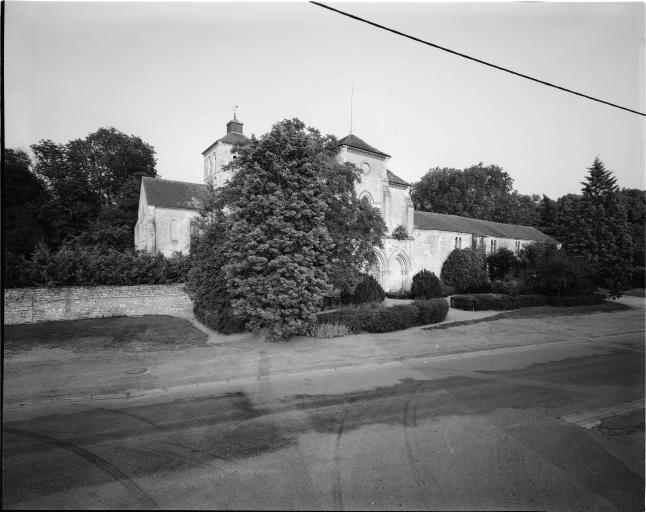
[337,134,391,158]
[202,116,248,155]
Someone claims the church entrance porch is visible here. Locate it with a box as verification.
[385,252,410,293]
[369,247,412,294]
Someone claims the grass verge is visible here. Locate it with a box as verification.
[424,301,632,331]
[4,315,208,355]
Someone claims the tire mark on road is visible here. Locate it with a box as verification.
[101,407,232,462]
[402,382,427,489]
[333,397,355,511]
[3,426,158,509]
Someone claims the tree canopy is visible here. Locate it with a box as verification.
[3,148,52,259]
[187,118,386,339]
[30,127,157,249]
[411,163,539,226]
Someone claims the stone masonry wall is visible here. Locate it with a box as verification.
[4,284,193,325]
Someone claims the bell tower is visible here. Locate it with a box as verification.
[201,109,248,186]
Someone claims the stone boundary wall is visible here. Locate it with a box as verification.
[3,284,193,325]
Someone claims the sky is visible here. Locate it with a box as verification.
[4,1,645,199]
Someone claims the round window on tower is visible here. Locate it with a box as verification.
[361,163,370,175]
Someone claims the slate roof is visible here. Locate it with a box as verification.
[201,132,249,155]
[337,134,391,158]
[387,170,410,187]
[142,177,208,210]
[413,210,555,242]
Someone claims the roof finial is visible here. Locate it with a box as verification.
[233,104,238,121]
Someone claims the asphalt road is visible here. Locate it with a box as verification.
[3,309,644,510]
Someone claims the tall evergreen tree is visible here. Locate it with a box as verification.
[565,158,632,294]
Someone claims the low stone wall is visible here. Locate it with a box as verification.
[3,284,193,325]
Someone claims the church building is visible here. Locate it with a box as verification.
[135,115,554,292]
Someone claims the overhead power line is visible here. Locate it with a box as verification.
[310,1,645,117]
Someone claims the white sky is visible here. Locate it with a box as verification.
[4,1,645,198]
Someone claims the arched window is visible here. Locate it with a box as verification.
[490,239,497,253]
[361,162,370,175]
[359,191,373,205]
[170,220,179,242]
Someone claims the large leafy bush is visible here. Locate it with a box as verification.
[410,269,442,299]
[440,248,488,293]
[517,243,592,297]
[486,247,519,281]
[188,119,386,340]
[352,274,386,304]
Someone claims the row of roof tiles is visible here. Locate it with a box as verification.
[142,177,553,242]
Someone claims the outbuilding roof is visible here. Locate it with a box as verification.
[337,134,391,158]
[142,177,208,210]
[413,210,555,242]
[387,170,410,187]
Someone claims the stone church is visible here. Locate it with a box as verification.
[135,115,554,292]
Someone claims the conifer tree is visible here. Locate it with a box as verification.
[189,119,386,340]
[565,158,632,294]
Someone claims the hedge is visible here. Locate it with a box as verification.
[450,293,605,311]
[316,298,449,333]
[6,243,192,288]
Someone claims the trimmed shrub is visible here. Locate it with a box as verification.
[385,291,412,299]
[441,248,489,293]
[316,299,449,334]
[414,298,450,324]
[353,274,386,304]
[547,294,605,307]
[410,270,442,299]
[486,247,519,281]
[450,293,604,311]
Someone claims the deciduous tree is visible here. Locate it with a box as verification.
[411,163,539,225]
[30,127,157,249]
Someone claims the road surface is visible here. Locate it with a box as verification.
[3,303,644,510]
